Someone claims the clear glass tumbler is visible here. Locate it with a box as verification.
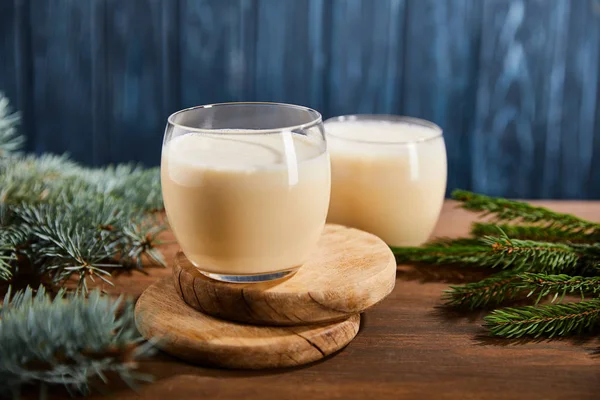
[325,115,447,247]
[161,103,331,282]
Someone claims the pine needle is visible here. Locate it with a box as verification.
[0,127,165,289]
[471,222,600,244]
[393,234,592,274]
[0,286,154,395]
[484,299,600,338]
[443,271,522,309]
[452,190,600,234]
[515,273,600,304]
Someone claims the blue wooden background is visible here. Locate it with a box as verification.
[1,0,599,199]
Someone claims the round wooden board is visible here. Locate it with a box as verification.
[135,277,360,369]
[173,224,396,326]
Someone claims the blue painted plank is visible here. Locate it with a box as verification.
[29,0,94,162]
[179,0,256,108]
[472,0,574,198]
[102,0,168,166]
[327,0,406,116]
[402,0,482,194]
[538,1,569,199]
[561,1,600,199]
[254,0,327,112]
[2,0,35,151]
[0,0,18,108]
[90,0,108,165]
[160,0,181,119]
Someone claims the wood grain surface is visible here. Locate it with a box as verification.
[135,277,360,369]
[91,201,600,400]
[172,224,396,326]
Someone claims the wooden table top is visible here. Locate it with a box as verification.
[95,201,600,400]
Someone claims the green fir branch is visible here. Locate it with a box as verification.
[471,222,600,244]
[482,235,585,274]
[0,286,153,396]
[443,271,522,309]
[445,272,600,310]
[516,273,600,304]
[484,299,600,338]
[400,188,600,341]
[452,190,600,234]
[393,234,593,274]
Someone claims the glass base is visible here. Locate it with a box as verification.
[198,268,299,283]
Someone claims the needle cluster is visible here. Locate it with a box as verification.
[0,94,163,396]
[0,95,165,290]
[394,190,600,339]
[0,286,153,397]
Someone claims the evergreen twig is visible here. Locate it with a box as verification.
[399,190,600,340]
[0,134,166,289]
[516,273,600,304]
[443,271,522,309]
[444,272,600,310]
[393,234,595,274]
[471,222,600,244]
[484,299,600,338]
[0,286,153,395]
[453,190,600,234]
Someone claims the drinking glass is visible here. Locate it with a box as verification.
[161,103,330,282]
[325,115,447,247]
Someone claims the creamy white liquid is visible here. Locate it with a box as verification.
[161,132,330,275]
[325,119,447,247]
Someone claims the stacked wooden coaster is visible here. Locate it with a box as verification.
[135,224,396,369]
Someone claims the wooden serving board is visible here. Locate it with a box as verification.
[172,224,397,326]
[135,277,361,369]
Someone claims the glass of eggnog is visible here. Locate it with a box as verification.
[161,103,331,283]
[325,115,446,247]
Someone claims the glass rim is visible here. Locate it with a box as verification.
[167,102,323,134]
[324,114,443,145]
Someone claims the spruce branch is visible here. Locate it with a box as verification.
[4,197,167,290]
[0,95,162,395]
[399,188,600,341]
[484,299,600,338]
[483,235,585,274]
[0,95,165,289]
[0,286,153,396]
[452,190,600,234]
[393,234,592,274]
[471,222,600,244]
[444,272,600,310]
[0,226,27,281]
[443,271,522,309]
[119,217,167,270]
[12,203,121,291]
[516,273,600,304]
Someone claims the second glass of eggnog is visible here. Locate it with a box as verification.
[161,103,331,283]
[325,115,446,247]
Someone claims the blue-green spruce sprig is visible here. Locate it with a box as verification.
[0,286,154,397]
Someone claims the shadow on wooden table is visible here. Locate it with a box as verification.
[85,341,354,399]
[396,264,492,284]
[472,332,600,349]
